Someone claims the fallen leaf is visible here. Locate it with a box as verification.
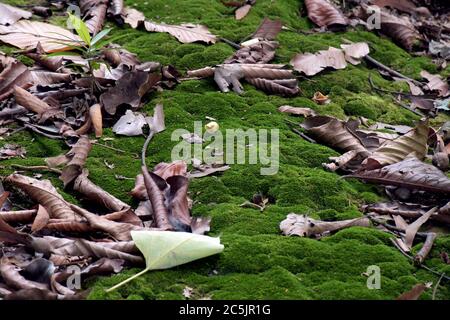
[5,174,78,220]
[58,135,92,187]
[106,231,224,291]
[304,0,348,29]
[0,143,26,160]
[188,164,231,178]
[252,18,282,40]
[0,20,81,53]
[346,157,450,195]
[225,40,278,64]
[290,47,347,76]
[280,213,370,237]
[404,207,436,249]
[372,0,430,16]
[0,3,32,26]
[300,116,370,155]
[80,0,108,35]
[312,91,330,105]
[420,70,449,97]
[0,53,32,101]
[278,106,317,117]
[235,4,252,20]
[397,283,431,300]
[0,260,48,291]
[100,71,161,115]
[121,7,145,28]
[144,21,217,44]
[361,120,429,169]
[340,42,370,65]
[112,110,150,136]
[73,169,130,212]
[31,205,50,232]
[89,103,102,138]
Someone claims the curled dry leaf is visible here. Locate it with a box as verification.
[0,144,26,160]
[112,110,150,136]
[0,261,48,291]
[404,207,436,249]
[0,20,81,53]
[245,78,299,96]
[280,213,370,237]
[5,174,78,220]
[89,103,102,138]
[225,40,278,64]
[340,42,370,65]
[312,91,330,105]
[278,106,317,117]
[73,239,144,265]
[346,157,450,195]
[304,0,348,29]
[414,232,436,264]
[73,169,130,212]
[0,210,37,224]
[235,4,252,20]
[80,0,108,35]
[361,120,429,169]
[189,164,231,178]
[372,0,431,17]
[57,135,92,187]
[187,66,215,78]
[31,205,50,233]
[300,116,370,156]
[122,7,145,28]
[14,86,51,115]
[0,3,32,26]
[70,204,142,241]
[100,71,161,115]
[0,53,32,102]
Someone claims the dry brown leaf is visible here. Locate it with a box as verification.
[404,207,436,249]
[0,143,26,160]
[0,20,81,53]
[362,120,429,169]
[252,18,282,40]
[80,0,108,35]
[89,103,103,138]
[246,77,299,96]
[70,204,142,241]
[188,164,231,178]
[372,0,430,16]
[312,91,330,105]
[340,42,370,65]
[290,47,347,76]
[0,3,32,26]
[397,283,430,300]
[280,213,370,237]
[5,174,78,220]
[420,70,449,97]
[59,135,92,187]
[74,239,144,265]
[29,70,71,86]
[100,71,161,115]
[144,21,217,44]
[0,260,48,291]
[300,116,370,155]
[14,86,52,115]
[31,205,50,232]
[304,0,348,28]
[235,4,252,20]
[347,157,450,195]
[278,106,317,117]
[225,40,278,64]
[0,53,32,102]
[0,209,37,224]
[73,169,130,212]
[121,7,145,28]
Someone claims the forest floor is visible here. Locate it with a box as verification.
[1,0,450,299]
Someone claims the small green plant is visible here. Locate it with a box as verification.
[48,13,115,97]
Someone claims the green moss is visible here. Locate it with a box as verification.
[2,0,450,300]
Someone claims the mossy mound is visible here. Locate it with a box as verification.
[1,0,450,299]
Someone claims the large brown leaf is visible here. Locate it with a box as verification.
[397,283,429,300]
[0,3,32,26]
[73,169,129,212]
[143,21,217,44]
[5,174,78,220]
[0,260,48,291]
[420,70,449,97]
[361,120,429,169]
[0,20,81,53]
[80,0,108,35]
[304,0,348,29]
[252,18,282,40]
[300,116,370,155]
[347,157,450,194]
[100,71,161,115]
[70,204,142,241]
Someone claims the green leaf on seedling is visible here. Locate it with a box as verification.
[106,231,224,292]
[68,12,91,46]
[91,28,112,47]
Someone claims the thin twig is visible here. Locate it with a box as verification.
[365,55,422,86]
[292,128,317,144]
[10,165,62,175]
[432,273,445,300]
[141,131,155,167]
[219,37,241,50]
[92,142,138,158]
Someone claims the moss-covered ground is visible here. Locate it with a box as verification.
[1,0,450,299]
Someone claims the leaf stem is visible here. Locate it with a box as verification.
[105,268,149,292]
